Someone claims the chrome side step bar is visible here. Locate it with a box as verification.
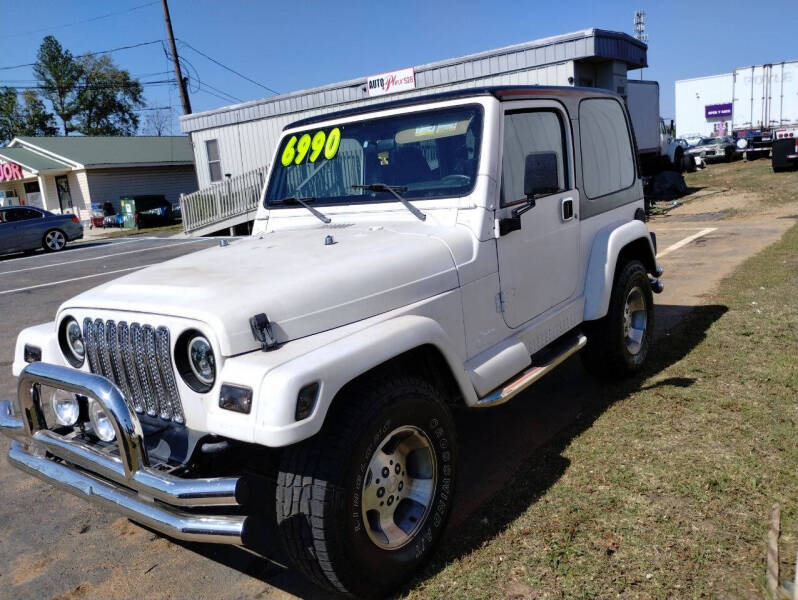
[476,333,587,408]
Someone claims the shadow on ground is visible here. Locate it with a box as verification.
[168,302,728,599]
[0,240,124,263]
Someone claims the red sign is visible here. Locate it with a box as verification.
[0,162,24,182]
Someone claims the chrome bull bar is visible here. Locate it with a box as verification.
[0,362,249,545]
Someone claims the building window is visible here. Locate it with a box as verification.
[206,139,222,182]
[578,98,635,199]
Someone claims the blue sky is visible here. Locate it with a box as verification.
[2,0,797,133]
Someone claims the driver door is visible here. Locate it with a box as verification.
[496,102,580,329]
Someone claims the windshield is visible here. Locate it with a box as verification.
[699,137,722,145]
[264,105,483,208]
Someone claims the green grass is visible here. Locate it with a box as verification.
[684,159,798,207]
[405,223,798,599]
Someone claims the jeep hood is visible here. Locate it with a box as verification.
[62,224,463,355]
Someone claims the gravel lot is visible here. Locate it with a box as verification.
[0,185,794,600]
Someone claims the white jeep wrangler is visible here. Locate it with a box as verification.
[0,86,662,597]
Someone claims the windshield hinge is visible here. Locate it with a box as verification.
[250,313,277,351]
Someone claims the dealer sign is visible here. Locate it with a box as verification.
[366,67,416,97]
[0,162,24,182]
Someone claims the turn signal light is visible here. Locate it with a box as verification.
[219,384,253,414]
[24,344,42,363]
[295,382,320,421]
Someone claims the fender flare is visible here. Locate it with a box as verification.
[583,220,656,321]
[251,314,477,447]
[12,322,60,377]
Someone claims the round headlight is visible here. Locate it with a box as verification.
[736,138,748,149]
[188,335,216,386]
[59,317,85,367]
[51,390,79,426]
[89,400,116,442]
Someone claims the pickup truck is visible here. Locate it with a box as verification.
[0,85,663,598]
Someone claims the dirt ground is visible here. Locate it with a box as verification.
[0,161,795,600]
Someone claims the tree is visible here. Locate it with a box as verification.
[18,91,59,137]
[0,87,20,145]
[74,54,144,136]
[143,107,173,136]
[0,88,58,145]
[33,35,82,135]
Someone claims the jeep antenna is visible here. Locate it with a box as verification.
[633,10,648,81]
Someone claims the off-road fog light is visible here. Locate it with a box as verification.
[51,390,80,427]
[295,382,320,421]
[219,384,252,414]
[89,400,116,442]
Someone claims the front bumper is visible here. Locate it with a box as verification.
[0,362,250,545]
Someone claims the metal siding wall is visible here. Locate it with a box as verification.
[85,166,198,212]
[181,29,646,136]
[188,61,579,185]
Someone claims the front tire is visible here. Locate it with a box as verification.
[43,229,67,252]
[581,260,654,380]
[276,376,457,597]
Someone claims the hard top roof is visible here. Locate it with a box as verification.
[285,85,617,130]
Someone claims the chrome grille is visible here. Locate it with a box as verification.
[83,318,185,424]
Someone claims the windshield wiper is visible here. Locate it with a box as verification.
[280,196,331,224]
[352,183,426,221]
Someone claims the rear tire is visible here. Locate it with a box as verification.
[42,229,67,252]
[276,376,457,597]
[581,260,654,380]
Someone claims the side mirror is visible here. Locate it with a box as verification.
[500,152,561,236]
[524,152,560,198]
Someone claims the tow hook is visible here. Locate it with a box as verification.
[649,277,664,294]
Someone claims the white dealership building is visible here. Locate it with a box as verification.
[180,28,647,188]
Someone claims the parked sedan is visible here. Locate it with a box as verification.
[686,136,736,162]
[0,206,83,255]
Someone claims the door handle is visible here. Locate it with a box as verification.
[561,197,575,222]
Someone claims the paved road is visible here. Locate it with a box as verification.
[0,206,794,600]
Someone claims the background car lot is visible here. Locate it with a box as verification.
[0,163,795,599]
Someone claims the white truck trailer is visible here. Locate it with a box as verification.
[625,80,683,175]
[733,61,798,158]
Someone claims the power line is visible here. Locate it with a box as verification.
[0,40,164,71]
[199,81,243,104]
[196,86,240,105]
[0,70,171,84]
[0,1,160,40]
[2,79,175,91]
[178,40,279,95]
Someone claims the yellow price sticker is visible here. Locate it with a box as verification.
[280,127,342,166]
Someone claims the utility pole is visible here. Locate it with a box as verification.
[161,0,192,115]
